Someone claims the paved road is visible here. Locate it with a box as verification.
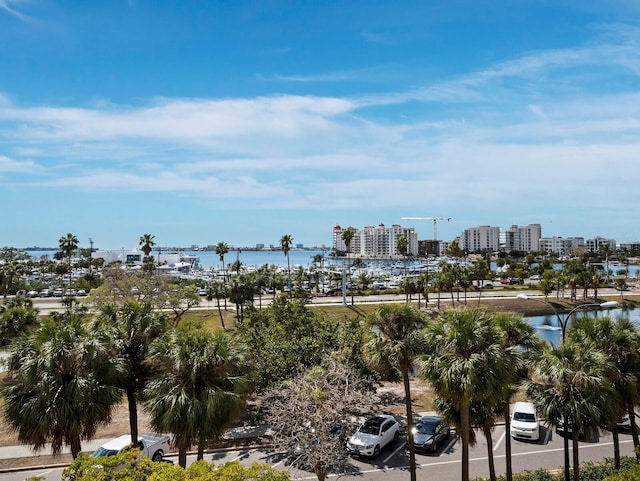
[2,426,636,481]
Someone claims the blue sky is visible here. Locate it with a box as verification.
[1,1,640,250]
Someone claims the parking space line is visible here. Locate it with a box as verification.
[494,431,506,451]
[384,440,407,464]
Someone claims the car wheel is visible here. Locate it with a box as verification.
[152,450,163,462]
[393,431,399,443]
[373,445,380,458]
[431,440,437,453]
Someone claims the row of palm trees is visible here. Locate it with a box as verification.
[1,297,246,468]
[366,303,640,481]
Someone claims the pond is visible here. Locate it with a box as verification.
[525,307,640,345]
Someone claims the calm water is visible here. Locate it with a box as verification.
[526,307,640,345]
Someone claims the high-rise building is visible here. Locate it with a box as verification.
[459,225,500,253]
[333,223,418,258]
[503,224,542,252]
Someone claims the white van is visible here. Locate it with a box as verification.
[510,402,540,441]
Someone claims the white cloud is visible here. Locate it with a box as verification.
[0,154,36,172]
[0,0,33,22]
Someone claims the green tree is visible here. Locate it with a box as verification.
[0,296,39,345]
[139,234,156,271]
[364,304,426,481]
[419,308,512,481]
[2,300,121,458]
[280,234,293,295]
[567,316,640,467]
[143,323,247,468]
[58,233,79,267]
[494,313,542,481]
[98,300,169,444]
[525,342,615,481]
[396,235,409,278]
[236,295,343,390]
[215,242,229,281]
[207,281,228,330]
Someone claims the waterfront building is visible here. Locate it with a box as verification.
[586,236,617,253]
[539,236,585,257]
[503,224,542,252]
[333,223,418,258]
[459,225,500,253]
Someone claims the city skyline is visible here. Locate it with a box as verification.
[1,1,640,250]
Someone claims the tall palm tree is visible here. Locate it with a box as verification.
[567,315,640,467]
[98,300,168,444]
[525,342,615,481]
[215,242,229,281]
[139,234,156,264]
[419,308,514,481]
[143,324,247,468]
[58,233,79,267]
[341,229,355,302]
[280,234,293,295]
[494,313,542,481]
[363,304,426,481]
[2,304,121,458]
[396,235,409,278]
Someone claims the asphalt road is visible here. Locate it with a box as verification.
[2,426,636,481]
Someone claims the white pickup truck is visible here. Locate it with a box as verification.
[91,432,172,462]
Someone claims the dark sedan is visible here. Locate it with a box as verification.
[412,416,451,453]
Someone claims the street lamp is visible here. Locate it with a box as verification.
[516,294,618,343]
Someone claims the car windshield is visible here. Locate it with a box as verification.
[514,412,536,422]
[416,422,437,435]
[359,418,383,435]
[91,447,119,458]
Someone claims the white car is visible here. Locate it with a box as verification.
[347,415,400,458]
[510,402,540,441]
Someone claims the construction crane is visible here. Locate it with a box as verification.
[402,217,451,241]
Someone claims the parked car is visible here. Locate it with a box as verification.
[27,290,39,298]
[412,415,450,453]
[529,275,542,280]
[510,402,540,441]
[481,283,494,289]
[91,433,171,462]
[347,415,400,458]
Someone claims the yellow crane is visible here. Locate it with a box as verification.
[401,216,451,241]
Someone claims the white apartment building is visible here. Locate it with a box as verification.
[459,225,500,253]
[333,223,418,258]
[539,237,585,257]
[586,236,617,253]
[503,224,542,252]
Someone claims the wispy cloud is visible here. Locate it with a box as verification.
[0,0,33,22]
[360,30,395,45]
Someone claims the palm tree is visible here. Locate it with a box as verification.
[2,304,121,458]
[98,300,168,444]
[206,281,228,330]
[363,304,426,481]
[139,234,156,265]
[567,315,640,467]
[341,229,355,300]
[58,233,79,267]
[0,296,39,346]
[419,308,513,481]
[525,342,615,481]
[143,324,247,468]
[396,235,409,278]
[280,234,293,295]
[494,313,542,481]
[215,242,229,281]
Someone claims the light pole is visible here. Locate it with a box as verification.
[517,293,618,481]
[516,294,618,342]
